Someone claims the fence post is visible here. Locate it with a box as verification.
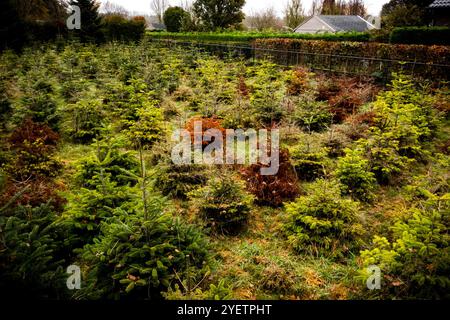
[328,53,332,72]
[252,47,255,65]
[285,50,288,66]
[412,58,417,79]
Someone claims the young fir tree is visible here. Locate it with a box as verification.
[0,204,70,299]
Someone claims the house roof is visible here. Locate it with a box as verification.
[149,23,166,30]
[429,0,450,8]
[315,15,375,32]
[294,15,376,33]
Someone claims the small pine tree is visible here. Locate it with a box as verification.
[156,162,208,199]
[63,141,137,245]
[77,210,211,299]
[336,148,377,202]
[284,179,364,259]
[248,60,286,127]
[0,204,69,298]
[359,197,450,299]
[15,76,61,131]
[189,172,253,235]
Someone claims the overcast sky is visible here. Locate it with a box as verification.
[99,0,390,17]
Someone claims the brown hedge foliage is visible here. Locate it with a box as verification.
[254,39,450,63]
[253,39,450,81]
[240,149,299,207]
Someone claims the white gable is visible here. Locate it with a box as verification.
[294,16,334,34]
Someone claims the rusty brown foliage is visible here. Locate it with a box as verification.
[240,149,300,207]
[237,75,249,98]
[316,77,379,122]
[0,119,65,211]
[185,116,226,147]
[0,178,66,211]
[9,119,59,156]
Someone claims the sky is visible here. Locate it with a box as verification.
[98,0,390,17]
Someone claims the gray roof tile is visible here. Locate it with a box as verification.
[317,15,373,32]
[429,0,450,8]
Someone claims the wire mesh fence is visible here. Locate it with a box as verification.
[150,38,450,84]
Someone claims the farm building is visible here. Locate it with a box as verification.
[429,0,450,26]
[144,16,167,31]
[294,15,377,34]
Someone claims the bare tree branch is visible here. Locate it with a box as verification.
[150,0,168,23]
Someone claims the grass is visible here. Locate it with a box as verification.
[204,204,363,300]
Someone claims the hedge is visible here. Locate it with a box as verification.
[253,39,450,81]
[102,15,146,42]
[147,30,450,46]
[24,21,67,42]
[390,27,450,46]
[147,31,371,43]
[254,39,450,63]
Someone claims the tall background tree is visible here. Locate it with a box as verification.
[101,0,129,17]
[151,0,168,23]
[0,0,24,50]
[321,0,347,15]
[163,6,190,32]
[16,0,51,21]
[69,0,102,42]
[13,0,68,23]
[1,0,68,51]
[310,0,323,15]
[347,0,366,16]
[246,8,283,31]
[313,0,367,16]
[284,0,305,29]
[381,0,434,27]
[193,0,245,30]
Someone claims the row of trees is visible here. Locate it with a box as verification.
[156,0,246,32]
[157,0,437,32]
[314,0,366,16]
[1,0,439,50]
[381,0,435,28]
[156,0,368,32]
[0,0,148,50]
[245,0,367,31]
[0,0,68,50]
